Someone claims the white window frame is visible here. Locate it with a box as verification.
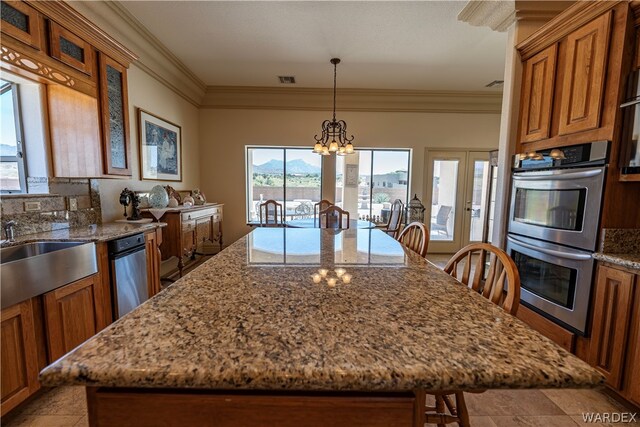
[1,80,27,194]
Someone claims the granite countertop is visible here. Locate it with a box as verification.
[40,228,602,392]
[0,222,166,247]
[593,253,640,271]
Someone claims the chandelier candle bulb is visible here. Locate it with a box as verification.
[342,273,352,284]
[312,274,322,283]
[327,277,337,287]
[318,268,328,277]
[334,268,346,277]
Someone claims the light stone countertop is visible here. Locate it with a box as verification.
[0,222,166,247]
[593,252,640,271]
[39,228,603,392]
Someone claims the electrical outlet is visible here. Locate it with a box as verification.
[24,201,41,212]
[68,198,78,211]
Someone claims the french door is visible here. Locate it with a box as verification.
[425,150,491,253]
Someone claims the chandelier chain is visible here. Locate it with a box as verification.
[333,60,337,123]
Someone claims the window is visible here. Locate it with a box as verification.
[336,149,411,225]
[1,79,26,193]
[246,147,323,223]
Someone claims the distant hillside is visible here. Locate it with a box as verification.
[0,144,16,156]
[253,159,320,175]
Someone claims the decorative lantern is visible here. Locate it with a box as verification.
[407,194,425,223]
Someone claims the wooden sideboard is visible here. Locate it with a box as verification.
[143,204,223,277]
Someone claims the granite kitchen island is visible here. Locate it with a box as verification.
[40,228,602,426]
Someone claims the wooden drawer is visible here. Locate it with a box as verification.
[181,220,196,232]
[181,207,216,222]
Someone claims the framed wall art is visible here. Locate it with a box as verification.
[138,108,182,181]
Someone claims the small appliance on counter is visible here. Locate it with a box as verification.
[119,188,142,221]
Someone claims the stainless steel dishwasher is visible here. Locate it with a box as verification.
[109,233,148,319]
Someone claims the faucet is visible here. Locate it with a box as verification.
[4,220,16,242]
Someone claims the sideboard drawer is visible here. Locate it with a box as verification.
[181,207,216,222]
[182,220,196,232]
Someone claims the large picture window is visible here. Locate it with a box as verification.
[246,147,323,223]
[1,79,26,193]
[336,149,411,225]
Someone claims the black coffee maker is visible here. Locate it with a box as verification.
[119,188,142,220]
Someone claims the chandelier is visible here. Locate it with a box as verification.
[313,58,355,156]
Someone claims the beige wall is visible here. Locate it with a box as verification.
[97,65,201,221]
[199,109,500,244]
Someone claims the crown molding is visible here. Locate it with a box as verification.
[201,86,503,114]
[67,1,206,106]
[458,1,573,33]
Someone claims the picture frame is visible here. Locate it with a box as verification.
[138,108,182,181]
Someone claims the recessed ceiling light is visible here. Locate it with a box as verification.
[485,80,504,88]
[278,76,296,84]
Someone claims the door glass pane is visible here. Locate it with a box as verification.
[371,151,409,225]
[487,165,498,243]
[0,162,20,191]
[430,160,458,241]
[336,150,372,220]
[285,149,321,220]
[248,148,284,222]
[469,160,489,242]
[513,188,586,231]
[511,250,576,309]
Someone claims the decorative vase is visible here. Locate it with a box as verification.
[148,185,169,208]
[168,197,179,208]
[183,196,194,207]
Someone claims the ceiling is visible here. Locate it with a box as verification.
[120,1,507,91]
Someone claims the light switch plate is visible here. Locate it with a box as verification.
[68,198,78,211]
[24,201,41,212]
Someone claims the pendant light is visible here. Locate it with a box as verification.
[313,58,355,156]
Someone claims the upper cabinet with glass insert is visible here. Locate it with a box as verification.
[0,0,42,50]
[48,21,94,77]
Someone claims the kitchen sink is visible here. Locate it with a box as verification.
[1,241,98,309]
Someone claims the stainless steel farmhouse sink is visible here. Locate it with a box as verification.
[1,241,98,309]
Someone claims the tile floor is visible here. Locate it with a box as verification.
[3,386,638,426]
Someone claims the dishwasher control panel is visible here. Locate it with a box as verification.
[109,233,145,255]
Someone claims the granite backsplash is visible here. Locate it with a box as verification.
[599,228,640,255]
[0,178,101,238]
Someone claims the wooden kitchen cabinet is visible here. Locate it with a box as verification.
[48,20,94,76]
[43,273,106,361]
[519,44,557,143]
[98,53,131,176]
[588,264,634,389]
[47,84,103,178]
[0,0,42,50]
[557,11,611,136]
[1,298,40,416]
[145,229,162,298]
[624,276,640,406]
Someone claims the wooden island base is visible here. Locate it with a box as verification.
[86,387,426,427]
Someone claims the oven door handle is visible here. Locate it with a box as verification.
[513,168,602,181]
[507,236,593,261]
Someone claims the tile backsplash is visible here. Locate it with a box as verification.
[0,178,102,238]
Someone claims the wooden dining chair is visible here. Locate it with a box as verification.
[258,200,284,227]
[314,199,334,226]
[396,222,429,257]
[319,206,350,229]
[425,243,521,427]
[379,199,404,238]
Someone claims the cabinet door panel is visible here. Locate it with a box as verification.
[49,21,94,76]
[520,44,557,143]
[44,274,102,361]
[588,265,634,389]
[48,84,102,177]
[1,299,39,416]
[0,0,42,50]
[558,12,611,135]
[145,231,161,298]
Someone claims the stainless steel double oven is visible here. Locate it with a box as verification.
[506,141,608,334]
